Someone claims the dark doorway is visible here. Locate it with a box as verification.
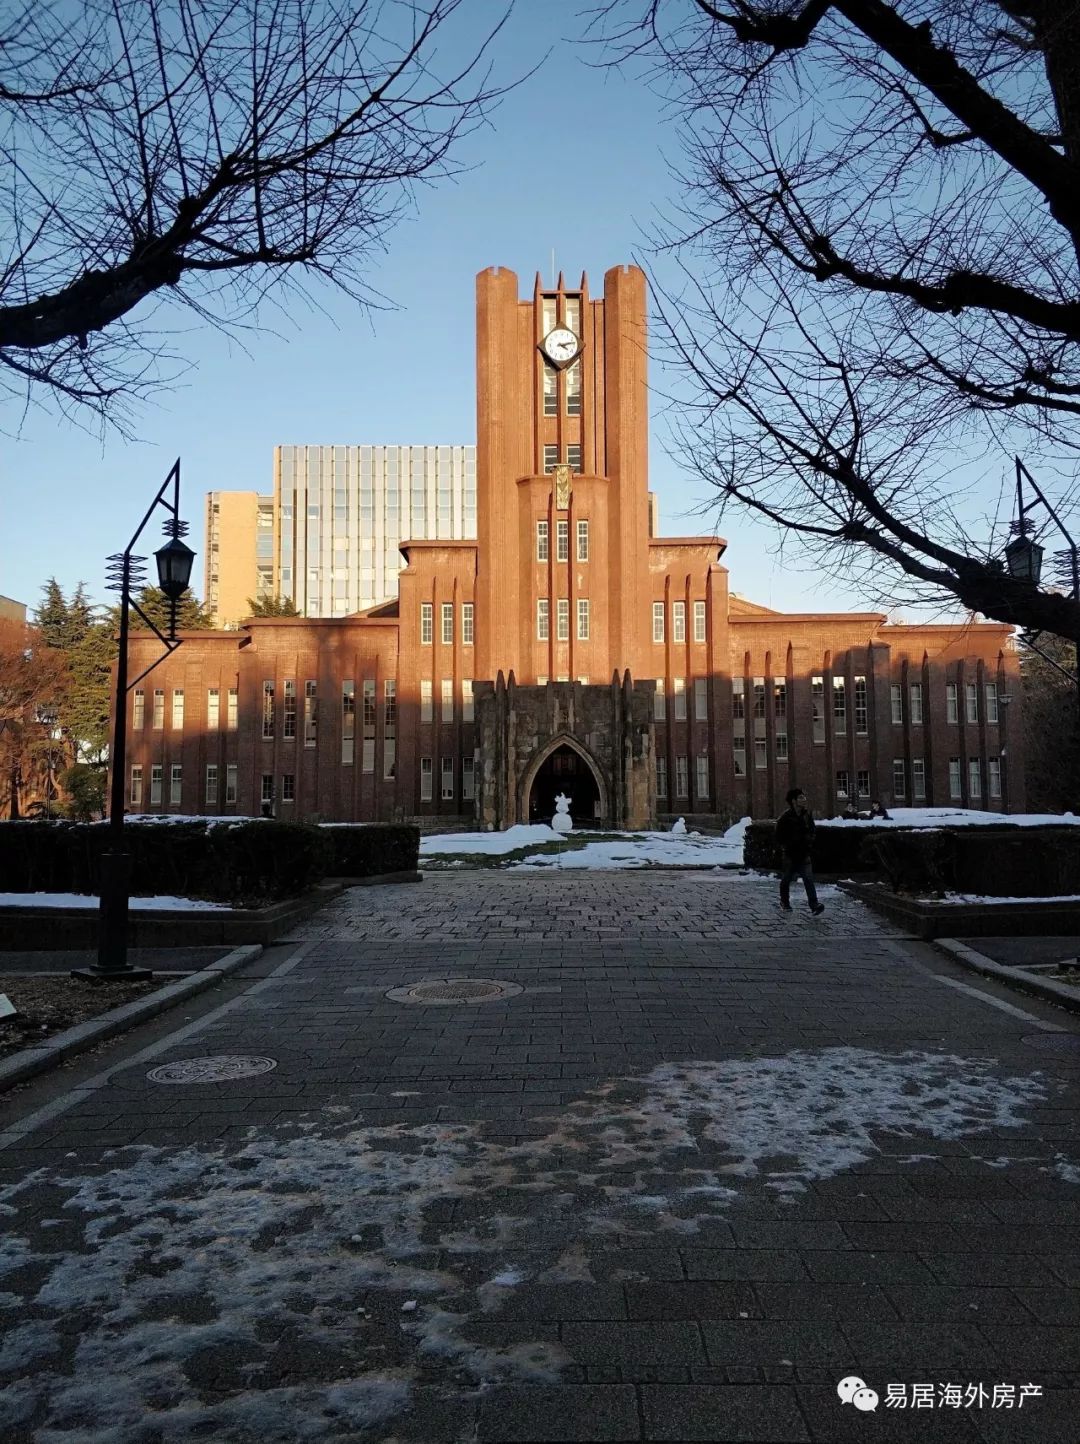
[528,746,601,825]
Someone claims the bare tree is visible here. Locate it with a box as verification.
[594,0,1080,641]
[0,0,510,428]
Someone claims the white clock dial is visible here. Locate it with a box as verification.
[541,327,580,366]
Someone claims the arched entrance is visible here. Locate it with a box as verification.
[527,744,602,825]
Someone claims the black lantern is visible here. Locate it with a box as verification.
[155,536,196,599]
[1004,533,1044,586]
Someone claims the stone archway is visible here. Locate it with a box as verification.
[520,734,608,826]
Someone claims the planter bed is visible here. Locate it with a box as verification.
[839,880,1080,940]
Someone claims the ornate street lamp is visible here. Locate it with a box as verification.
[1004,533,1044,587]
[74,460,194,983]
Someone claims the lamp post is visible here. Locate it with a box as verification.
[1005,457,1080,737]
[74,460,194,982]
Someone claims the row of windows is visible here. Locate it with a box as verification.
[543,359,582,417]
[133,687,238,732]
[419,755,476,802]
[536,519,589,563]
[536,598,591,641]
[655,755,711,801]
[654,677,712,722]
[419,679,475,723]
[421,602,474,646]
[131,763,241,808]
[542,444,582,473]
[653,601,708,645]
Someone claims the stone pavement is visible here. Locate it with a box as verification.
[0,946,238,976]
[0,871,1078,1443]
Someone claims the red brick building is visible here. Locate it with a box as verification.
[120,265,1025,827]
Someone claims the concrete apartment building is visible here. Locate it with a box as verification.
[0,594,27,625]
[126,263,1023,827]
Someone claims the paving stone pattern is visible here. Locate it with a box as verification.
[0,872,1077,1442]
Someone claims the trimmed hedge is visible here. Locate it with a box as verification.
[320,823,419,878]
[744,819,1080,897]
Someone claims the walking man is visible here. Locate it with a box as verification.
[776,787,825,915]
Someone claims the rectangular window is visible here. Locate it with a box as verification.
[652,602,665,643]
[949,757,962,799]
[207,688,220,731]
[673,677,687,720]
[304,682,317,746]
[893,758,906,799]
[227,687,238,731]
[694,677,708,720]
[205,764,218,805]
[262,681,275,740]
[441,603,453,646]
[774,680,787,721]
[675,755,689,798]
[732,675,745,723]
[989,756,1001,798]
[566,359,582,417]
[282,773,295,802]
[152,688,164,730]
[536,521,549,562]
[462,754,476,801]
[966,682,979,724]
[462,603,474,645]
[566,444,582,472]
[946,682,958,724]
[261,773,274,807]
[656,755,668,798]
[672,601,686,643]
[753,678,766,720]
[812,676,825,743]
[854,677,868,734]
[556,599,570,642]
[857,769,870,798]
[537,598,550,641]
[283,680,296,739]
[577,520,589,562]
[421,679,433,723]
[654,678,666,721]
[543,360,558,417]
[462,679,474,723]
[754,739,767,771]
[384,680,397,778]
[775,732,789,761]
[543,444,559,473]
[342,681,355,765]
[556,519,569,562]
[170,764,182,806]
[150,765,163,805]
[968,758,981,798]
[734,741,746,776]
[693,601,706,644]
[421,602,433,645]
[833,676,847,733]
[130,766,143,806]
[912,757,926,800]
[909,682,923,724]
[836,769,850,798]
[441,756,454,800]
[420,757,433,801]
[132,690,145,730]
[362,681,376,773]
[577,598,590,641]
[890,684,903,725]
[986,683,999,724]
[441,678,453,722]
[225,763,237,804]
[695,755,709,799]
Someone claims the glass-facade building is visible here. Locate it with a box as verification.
[275,445,476,617]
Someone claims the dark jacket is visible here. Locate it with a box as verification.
[776,805,815,861]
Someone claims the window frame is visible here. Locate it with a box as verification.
[576,519,589,562]
[672,601,686,643]
[420,602,433,645]
[420,756,433,802]
[441,603,453,647]
[576,597,590,641]
[462,602,474,646]
[556,519,569,563]
[693,601,706,644]
[536,520,549,563]
[652,602,665,644]
[556,598,570,642]
[537,598,550,641]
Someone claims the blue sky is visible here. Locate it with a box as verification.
[0,3,970,620]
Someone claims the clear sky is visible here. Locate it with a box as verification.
[0,2,982,621]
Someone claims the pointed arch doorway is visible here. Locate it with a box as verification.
[527,743,603,826]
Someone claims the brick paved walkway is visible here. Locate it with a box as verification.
[0,872,1077,1442]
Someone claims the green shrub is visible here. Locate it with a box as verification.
[320,823,419,877]
[209,821,332,903]
[743,820,780,869]
[951,827,1080,898]
[865,830,957,894]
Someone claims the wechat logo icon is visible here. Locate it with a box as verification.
[837,1376,879,1412]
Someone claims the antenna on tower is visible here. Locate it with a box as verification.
[550,248,555,289]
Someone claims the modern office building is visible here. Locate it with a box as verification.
[125,264,1024,827]
[204,492,274,627]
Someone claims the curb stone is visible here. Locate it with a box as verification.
[0,944,263,1093]
[933,937,1080,1017]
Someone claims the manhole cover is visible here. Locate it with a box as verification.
[1021,1033,1080,1053]
[385,978,523,1005]
[147,1055,278,1084]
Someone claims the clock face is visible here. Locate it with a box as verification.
[541,326,580,367]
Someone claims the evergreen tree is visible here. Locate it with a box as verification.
[66,620,116,762]
[35,578,71,648]
[1021,640,1080,814]
[245,594,300,618]
[127,587,215,634]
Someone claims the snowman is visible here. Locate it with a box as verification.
[551,792,574,835]
[671,817,687,835]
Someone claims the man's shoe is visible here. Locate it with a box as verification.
[779,902,792,912]
[811,903,825,916]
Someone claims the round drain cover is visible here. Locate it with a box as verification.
[147,1055,278,1084]
[385,978,523,1005]
[1021,1033,1080,1053]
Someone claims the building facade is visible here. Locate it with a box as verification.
[125,264,1024,826]
[204,491,274,627]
